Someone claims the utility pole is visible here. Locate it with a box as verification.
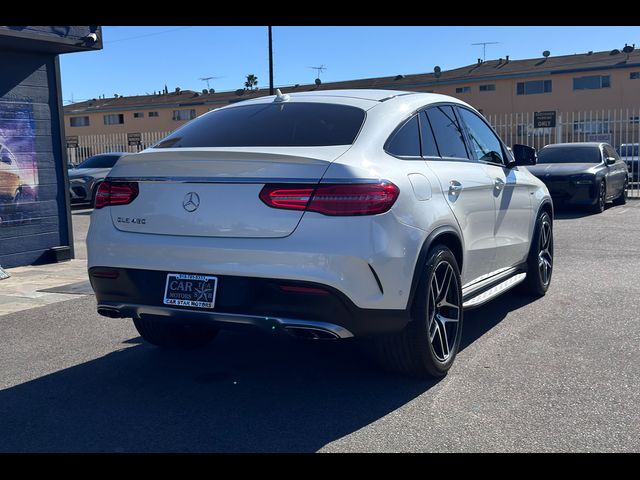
[268,26,274,95]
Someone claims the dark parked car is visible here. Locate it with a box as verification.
[68,152,126,207]
[527,142,628,213]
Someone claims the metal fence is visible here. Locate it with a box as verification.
[66,108,640,196]
[66,131,171,166]
[485,109,640,196]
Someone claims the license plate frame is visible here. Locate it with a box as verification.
[163,273,218,309]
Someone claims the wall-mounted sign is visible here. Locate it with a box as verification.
[534,111,556,128]
[65,136,78,148]
[127,132,141,146]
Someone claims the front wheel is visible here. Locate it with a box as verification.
[591,181,606,213]
[133,316,219,349]
[519,211,553,297]
[375,245,463,378]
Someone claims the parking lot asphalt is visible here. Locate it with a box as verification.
[0,202,638,452]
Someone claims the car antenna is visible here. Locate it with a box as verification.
[273,88,290,102]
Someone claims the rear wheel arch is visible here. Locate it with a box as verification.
[406,226,464,315]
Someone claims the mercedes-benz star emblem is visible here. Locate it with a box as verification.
[183,192,200,212]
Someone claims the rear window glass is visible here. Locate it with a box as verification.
[76,154,121,169]
[155,102,366,148]
[385,115,421,157]
[538,146,602,164]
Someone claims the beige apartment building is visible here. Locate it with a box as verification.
[64,46,640,158]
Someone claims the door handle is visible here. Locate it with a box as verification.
[494,178,505,191]
[449,180,463,196]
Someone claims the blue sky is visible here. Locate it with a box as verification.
[60,26,640,104]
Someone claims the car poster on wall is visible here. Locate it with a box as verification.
[0,103,39,226]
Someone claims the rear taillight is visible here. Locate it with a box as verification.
[95,181,139,209]
[259,182,399,216]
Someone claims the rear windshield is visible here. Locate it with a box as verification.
[76,154,121,169]
[537,146,602,164]
[154,102,366,148]
[617,144,639,157]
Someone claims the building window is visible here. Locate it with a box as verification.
[455,86,471,94]
[479,84,496,92]
[172,109,196,121]
[517,80,552,95]
[104,114,124,125]
[630,72,640,80]
[70,116,90,127]
[573,119,609,134]
[134,112,144,118]
[149,111,159,117]
[573,75,610,90]
[630,116,640,125]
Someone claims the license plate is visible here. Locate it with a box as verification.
[163,273,218,309]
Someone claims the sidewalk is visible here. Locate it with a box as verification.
[0,207,93,316]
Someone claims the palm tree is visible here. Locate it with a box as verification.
[244,74,258,91]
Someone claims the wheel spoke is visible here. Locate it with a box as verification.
[439,318,450,359]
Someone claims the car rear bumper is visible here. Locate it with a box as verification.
[90,267,411,338]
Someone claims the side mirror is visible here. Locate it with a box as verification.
[605,156,616,165]
[512,144,537,166]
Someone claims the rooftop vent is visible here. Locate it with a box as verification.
[542,50,550,58]
[202,88,208,94]
[622,44,635,54]
[175,87,181,94]
[235,89,244,96]
[505,55,509,62]
[394,74,405,80]
[434,66,441,78]
[587,51,593,55]
[315,78,322,86]
[610,49,621,55]
[477,58,483,65]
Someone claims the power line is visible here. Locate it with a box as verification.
[106,27,192,44]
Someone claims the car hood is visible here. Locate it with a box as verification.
[68,167,110,179]
[527,163,598,177]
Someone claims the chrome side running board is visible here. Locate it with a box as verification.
[462,272,527,309]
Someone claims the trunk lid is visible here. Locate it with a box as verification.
[106,146,348,238]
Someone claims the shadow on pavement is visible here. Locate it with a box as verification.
[0,295,534,452]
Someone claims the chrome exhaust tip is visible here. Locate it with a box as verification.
[284,326,340,340]
[97,307,123,318]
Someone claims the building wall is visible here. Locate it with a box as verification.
[0,49,70,267]
[423,69,640,117]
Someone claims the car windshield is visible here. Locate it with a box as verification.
[537,146,601,164]
[617,145,639,157]
[154,102,366,148]
[76,154,121,169]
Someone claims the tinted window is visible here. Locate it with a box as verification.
[386,115,421,157]
[77,154,121,169]
[458,108,504,164]
[426,106,469,159]
[420,112,439,157]
[603,145,619,160]
[155,103,366,148]
[537,146,602,164]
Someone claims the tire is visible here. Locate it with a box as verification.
[613,178,628,206]
[591,181,606,213]
[519,211,553,297]
[133,316,218,349]
[374,245,463,378]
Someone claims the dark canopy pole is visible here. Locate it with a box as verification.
[268,26,274,95]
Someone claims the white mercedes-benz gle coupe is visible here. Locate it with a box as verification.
[87,89,553,377]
